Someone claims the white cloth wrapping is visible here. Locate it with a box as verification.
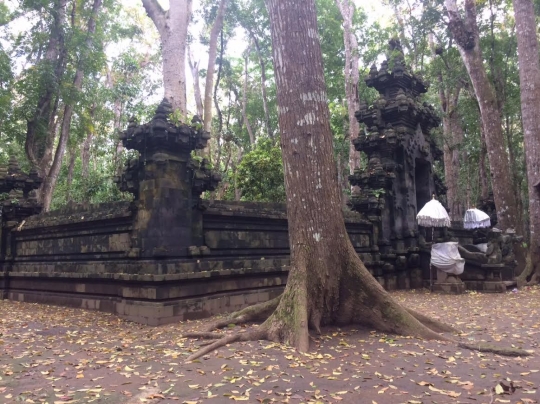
[417,199,451,227]
[430,242,465,275]
[463,208,491,229]
[474,243,488,253]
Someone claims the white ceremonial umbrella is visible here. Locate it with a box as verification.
[463,208,491,229]
[416,197,451,228]
[416,196,451,292]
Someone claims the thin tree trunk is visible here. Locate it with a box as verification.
[478,123,489,202]
[431,35,463,220]
[214,30,225,167]
[335,0,360,174]
[81,131,93,179]
[242,49,255,145]
[234,148,243,201]
[188,45,204,118]
[249,32,273,138]
[142,0,191,115]
[445,0,518,231]
[202,0,230,133]
[41,0,103,211]
[65,149,76,202]
[505,116,524,232]
[513,0,540,284]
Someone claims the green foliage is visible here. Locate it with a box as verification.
[237,138,285,202]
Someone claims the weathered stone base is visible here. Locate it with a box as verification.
[464,280,507,293]
[7,287,284,326]
[432,281,466,294]
[1,256,289,325]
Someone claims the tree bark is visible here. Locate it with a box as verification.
[41,0,103,211]
[142,0,191,115]
[444,0,519,231]
[513,0,540,284]
[202,0,230,133]
[335,0,360,175]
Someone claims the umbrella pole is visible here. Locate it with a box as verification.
[430,227,434,293]
[430,264,433,293]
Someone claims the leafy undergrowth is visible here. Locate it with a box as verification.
[0,287,539,404]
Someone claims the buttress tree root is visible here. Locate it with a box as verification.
[182,244,532,362]
[517,253,540,287]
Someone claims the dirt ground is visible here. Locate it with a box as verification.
[1,287,539,404]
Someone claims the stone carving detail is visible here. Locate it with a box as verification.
[115,99,218,200]
[0,157,42,226]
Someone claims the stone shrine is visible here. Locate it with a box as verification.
[349,40,445,289]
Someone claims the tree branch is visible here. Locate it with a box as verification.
[141,0,167,37]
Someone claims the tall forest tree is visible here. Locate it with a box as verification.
[142,0,191,115]
[444,0,519,231]
[25,0,68,179]
[41,0,104,211]
[513,0,540,284]
[184,0,461,358]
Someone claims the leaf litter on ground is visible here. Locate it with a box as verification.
[0,286,538,403]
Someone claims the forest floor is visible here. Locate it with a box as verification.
[1,288,539,404]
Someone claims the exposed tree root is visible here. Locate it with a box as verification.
[457,342,532,357]
[517,253,540,287]
[405,308,457,333]
[199,295,282,332]
[186,328,268,362]
[182,332,223,339]
[182,247,531,361]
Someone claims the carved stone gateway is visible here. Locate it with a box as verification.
[349,41,445,290]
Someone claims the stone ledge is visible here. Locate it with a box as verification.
[7,286,285,326]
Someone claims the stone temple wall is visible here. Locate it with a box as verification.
[0,100,381,325]
[0,197,374,325]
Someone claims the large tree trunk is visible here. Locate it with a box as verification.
[335,0,360,175]
[142,0,191,115]
[444,0,518,231]
[41,0,103,211]
[259,0,442,351]
[513,0,540,285]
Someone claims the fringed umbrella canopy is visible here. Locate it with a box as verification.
[416,199,451,227]
[463,208,491,229]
